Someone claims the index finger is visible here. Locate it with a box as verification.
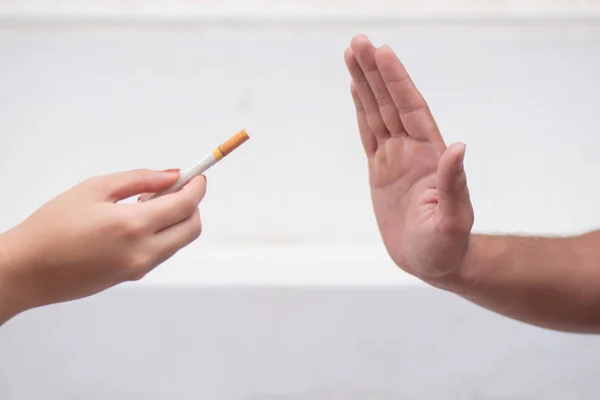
[375,45,442,143]
[139,175,207,231]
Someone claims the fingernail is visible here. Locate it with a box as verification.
[162,168,180,174]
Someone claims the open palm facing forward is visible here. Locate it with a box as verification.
[345,34,474,282]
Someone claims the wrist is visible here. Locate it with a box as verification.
[428,234,512,297]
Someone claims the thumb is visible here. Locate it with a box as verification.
[437,143,472,220]
[97,169,180,202]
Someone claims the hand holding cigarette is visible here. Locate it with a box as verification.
[0,129,249,324]
[0,168,207,324]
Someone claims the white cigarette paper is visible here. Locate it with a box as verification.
[143,129,249,201]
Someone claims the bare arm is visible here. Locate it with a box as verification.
[0,169,206,326]
[0,243,21,324]
[344,34,600,334]
[437,233,600,333]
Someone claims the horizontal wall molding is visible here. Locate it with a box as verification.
[1,1,600,24]
[1,16,599,33]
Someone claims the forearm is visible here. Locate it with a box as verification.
[0,282,18,326]
[0,233,28,326]
[439,232,600,333]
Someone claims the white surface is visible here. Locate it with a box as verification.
[1,23,600,286]
[2,287,600,400]
[2,12,600,400]
[134,245,418,286]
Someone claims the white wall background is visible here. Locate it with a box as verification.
[1,0,600,19]
[1,1,600,399]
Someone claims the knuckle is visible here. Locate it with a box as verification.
[131,168,152,177]
[373,90,392,107]
[115,214,147,238]
[123,252,153,281]
[122,169,153,187]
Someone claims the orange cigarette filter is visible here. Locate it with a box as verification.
[212,129,250,160]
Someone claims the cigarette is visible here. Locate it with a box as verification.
[144,129,249,201]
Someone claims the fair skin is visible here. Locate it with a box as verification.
[345,33,600,334]
[0,169,206,325]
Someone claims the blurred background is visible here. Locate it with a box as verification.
[1,0,600,399]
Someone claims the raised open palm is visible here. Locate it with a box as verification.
[345,35,474,282]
